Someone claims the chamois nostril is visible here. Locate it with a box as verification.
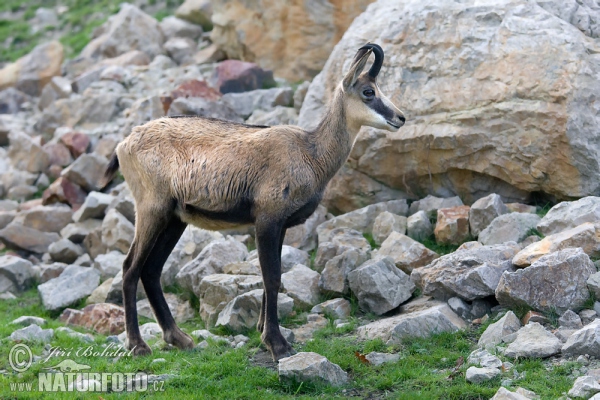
[399,115,406,124]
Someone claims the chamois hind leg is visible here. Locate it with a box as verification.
[255,217,293,361]
[140,218,194,350]
[257,227,286,334]
[122,202,174,356]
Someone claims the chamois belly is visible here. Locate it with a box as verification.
[175,201,255,231]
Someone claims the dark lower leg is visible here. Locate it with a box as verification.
[258,227,286,334]
[123,251,151,356]
[141,219,193,350]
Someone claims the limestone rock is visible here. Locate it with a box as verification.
[60,131,90,158]
[175,237,248,293]
[376,231,438,274]
[61,153,109,192]
[13,205,73,233]
[538,197,600,236]
[562,320,600,358]
[372,211,407,245]
[281,264,320,308]
[411,243,519,301]
[101,209,134,254]
[348,257,414,315]
[10,324,53,343]
[496,248,595,314]
[211,60,275,94]
[11,316,46,326]
[364,352,400,366]
[316,200,408,243]
[284,204,327,251]
[48,239,84,264]
[60,220,102,244]
[357,302,466,345]
[215,289,294,331]
[478,311,522,348]
[59,303,125,335]
[72,191,113,222]
[434,206,471,245]
[38,76,72,111]
[559,310,584,330]
[514,222,600,267]
[505,322,562,359]
[8,131,50,173]
[465,366,501,384]
[137,293,195,324]
[409,196,464,218]
[38,265,100,311]
[159,16,203,40]
[210,0,373,81]
[167,97,242,122]
[469,194,508,237]
[0,255,35,293]
[105,270,145,305]
[468,349,502,369]
[490,387,535,400]
[175,0,212,31]
[278,352,348,387]
[314,228,371,271]
[319,248,369,296]
[93,251,125,280]
[196,274,263,327]
[568,376,600,399]
[0,41,64,96]
[42,177,87,210]
[222,88,294,119]
[280,246,310,273]
[406,210,433,242]
[81,4,165,61]
[0,222,60,253]
[479,213,541,245]
[86,278,113,304]
[298,1,600,203]
[310,298,351,319]
[0,88,31,114]
[164,37,196,65]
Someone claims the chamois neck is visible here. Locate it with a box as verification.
[309,88,358,183]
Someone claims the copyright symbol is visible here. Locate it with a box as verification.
[9,344,33,372]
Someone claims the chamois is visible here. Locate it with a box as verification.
[103,43,405,361]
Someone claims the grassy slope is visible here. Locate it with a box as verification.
[0,0,184,63]
[0,289,578,399]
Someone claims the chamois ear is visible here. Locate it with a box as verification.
[342,48,372,89]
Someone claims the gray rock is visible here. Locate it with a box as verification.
[559,310,584,330]
[310,298,351,319]
[447,297,471,320]
[164,37,196,64]
[278,352,348,387]
[504,322,562,359]
[478,311,522,349]
[406,210,433,242]
[167,97,242,122]
[246,106,297,126]
[137,293,194,324]
[284,204,327,251]
[93,251,125,280]
[83,226,107,259]
[589,272,600,300]
[175,237,248,293]
[105,270,145,304]
[8,131,50,173]
[348,257,414,315]
[0,222,60,253]
[11,316,46,326]
[468,349,502,368]
[316,200,408,243]
[38,265,100,311]
[215,289,294,331]
[314,228,371,271]
[563,319,600,358]
[496,248,595,314]
[376,232,439,274]
[196,274,263,327]
[39,262,67,283]
[159,16,203,40]
[281,264,320,308]
[72,191,113,222]
[411,243,519,301]
[86,278,113,304]
[364,352,401,366]
[101,209,134,254]
[478,213,541,245]
[409,196,464,218]
[280,246,310,273]
[357,302,466,345]
[490,387,535,400]
[319,248,369,296]
[60,220,102,244]
[56,326,93,343]
[161,227,223,287]
[222,261,260,275]
[10,324,54,343]
[38,76,72,110]
[469,194,508,237]
[61,153,109,192]
[48,239,84,264]
[538,197,600,236]
[0,255,35,293]
[465,366,501,384]
[580,309,598,326]
[222,88,294,119]
[568,376,600,399]
[12,205,73,233]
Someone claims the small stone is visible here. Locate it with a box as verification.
[0,255,35,293]
[465,366,501,384]
[409,195,464,218]
[568,376,600,399]
[73,192,113,222]
[406,210,433,242]
[310,298,351,319]
[11,316,46,326]
[376,232,439,274]
[559,310,584,330]
[48,239,84,264]
[61,153,109,192]
[479,213,541,245]
[364,352,401,366]
[434,206,471,245]
[38,265,100,311]
[469,194,508,237]
[504,322,562,359]
[478,311,522,348]
[468,349,502,368]
[372,211,407,245]
[10,324,54,343]
[278,352,348,387]
[102,209,134,254]
[59,303,125,335]
[281,264,320,307]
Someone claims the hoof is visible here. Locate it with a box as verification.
[164,328,195,351]
[130,342,152,356]
[263,331,294,362]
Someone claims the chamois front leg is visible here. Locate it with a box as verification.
[257,227,286,334]
[255,218,293,361]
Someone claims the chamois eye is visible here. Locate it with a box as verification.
[363,89,375,99]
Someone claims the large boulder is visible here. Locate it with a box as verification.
[537,197,600,236]
[496,248,595,314]
[299,0,600,205]
[478,213,541,245]
[0,255,35,294]
[209,0,374,82]
[38,265,100,311]
[80,4,165,61]
[411,243,519,301]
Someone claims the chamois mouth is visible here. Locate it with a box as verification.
[387,121,401,129]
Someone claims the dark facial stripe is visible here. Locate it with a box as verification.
[369,97,395,120]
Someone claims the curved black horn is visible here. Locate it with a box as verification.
[357,43,384,78]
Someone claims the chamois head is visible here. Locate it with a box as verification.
[341,43,405,133]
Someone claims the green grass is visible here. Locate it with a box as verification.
[0,0,185,62]
[525,227,544,239]
[0,289,579,399]
[421,235,461,255]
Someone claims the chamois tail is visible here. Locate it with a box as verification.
[100,153,120,189]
